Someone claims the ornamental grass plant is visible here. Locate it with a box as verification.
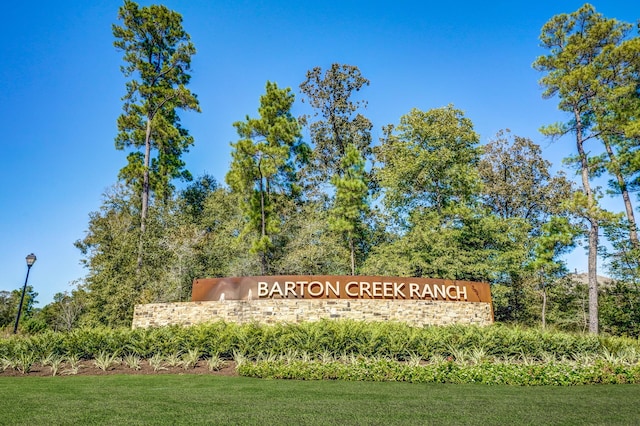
[1,321,640,385]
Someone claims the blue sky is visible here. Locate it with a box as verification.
[1,1,638,305]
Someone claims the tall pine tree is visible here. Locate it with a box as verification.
[113,1,200,269]
[226,82,306,274]
[534,4,632,333]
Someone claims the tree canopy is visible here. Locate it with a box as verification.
[17,2,638,337]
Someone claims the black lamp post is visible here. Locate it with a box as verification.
[13,253,37,334]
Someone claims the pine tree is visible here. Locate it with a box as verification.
[113,1,200,269]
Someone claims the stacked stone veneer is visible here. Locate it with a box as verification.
[132,299,493,328]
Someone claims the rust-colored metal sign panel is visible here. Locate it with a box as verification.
[192,275,491,303]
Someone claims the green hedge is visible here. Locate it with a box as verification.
[238,359,640,385]
[1,320,638,363]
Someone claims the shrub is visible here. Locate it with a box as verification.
[237,358,640,386]
[1,320,639,384]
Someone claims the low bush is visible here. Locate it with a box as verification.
[1,321,639,384]
[237,358,640,385]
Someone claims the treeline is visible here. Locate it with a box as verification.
[3,2,639,336]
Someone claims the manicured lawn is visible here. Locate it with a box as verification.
[0,375,638,425]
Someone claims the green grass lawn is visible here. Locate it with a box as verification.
[0,375,638,425]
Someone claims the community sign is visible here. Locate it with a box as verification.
[192,275,491,303]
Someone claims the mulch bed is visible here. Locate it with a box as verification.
[0,360,239,377]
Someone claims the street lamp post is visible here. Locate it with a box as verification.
[13,253,37,334]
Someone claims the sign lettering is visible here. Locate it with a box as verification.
[192,275,492,304]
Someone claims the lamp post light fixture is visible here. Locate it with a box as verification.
[13,253,37,334]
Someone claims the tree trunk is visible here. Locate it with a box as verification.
[260,183,267,275]
[541,284,547,330]
[575,109,598,334]
[137,118,153,271]
[588,220,599,333]
[258,162,267,276]
[349,235,355,276]
[603,137,639,246]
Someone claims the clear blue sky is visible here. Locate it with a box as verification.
[1,1,637,306]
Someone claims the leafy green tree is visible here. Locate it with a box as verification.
[478,130,575,323]
[75,184,143,326]
[590,134,640,246]
[192,186,256,278]
[0,286,38,331]
[274,200,351,275]
[113,0,200,269]
[603,215,640,284]
[0,291,13,328]
[528,216,579,329]
[226,82,306,274]
[299,63,372,185]
[37,290,85,332]
[76,184,200,326]
[533,4,631,333]
[368,106,527,282]
[589,31,640,247]
[600,280,640,337]
[479,130,573,226]
[180,174,219,222]
[363,205,529,284]
[543,276,589,332]
[329,144,369,275]
[375,105,481,219]
[298,64,374,272]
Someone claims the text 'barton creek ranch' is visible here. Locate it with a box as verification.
[257,279,469,301]
[191,276,492,303]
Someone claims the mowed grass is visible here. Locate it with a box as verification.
[0,375,639,425]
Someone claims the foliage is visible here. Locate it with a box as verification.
[74,184,141,326]
[329,144,370,274]
[364,206,530,283]
[2,322,639,365]
[206,354,226,371]
[113,0,200,199]
[0,286,38,331]
[600,280,640,337]
[239,358,640,385]
[603,215,640,287]
[375,105,481,218]
[123,353,142,370]
[226,82,306,274]
[528,216,581,328]
[533,3,638,333]
[479,130,573,226]
[57,3,640,333]
[272,201,351,275]
[94,351,121,371]
[299,63,372,185]
[181,348,201,369]
[74,183,209,326]
[192,186,256,277]
[0,292,12,328]
[113,0,200,270]
[3,320,640,392]
[179,174,218,222]
[368,106,525,282]
[36,290,85,332]
[41,353,65,376]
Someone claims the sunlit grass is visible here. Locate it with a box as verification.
[0,375,638,425]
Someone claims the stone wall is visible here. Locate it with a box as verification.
[132,299,493,328]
